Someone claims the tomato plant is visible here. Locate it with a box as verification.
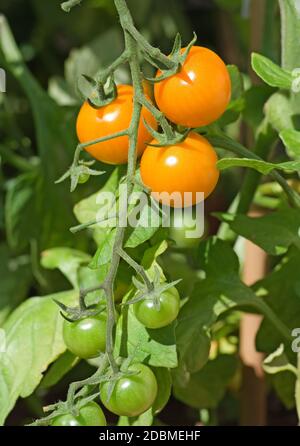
[1,0,300,430]
[133,287,180,329]
[100,363,158,417]
[51,402,106,426]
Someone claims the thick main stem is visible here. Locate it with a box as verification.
[103,0,144,374]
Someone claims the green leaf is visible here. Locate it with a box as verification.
[0,244,31,325]
[265,92,294,132]
[48,76,78,106]
[73,167,122,245]
[41,247,91,288]
[74,168,122,225]
[65,28,129,99]
[251,53,292,89]
[39,351,79,389]
[215,209,300,255]
[256,247,300,354]
[5,168,42,251]
[280,129,300,159]
[176,238,291,373]
[243,85,274,129]
[217,157,300,174]
[89,229,116,268]
[0,17,81,251]
[115,305,177,369]
[271,371,297,409]
[124,202,160,248]
[0,290,77,425]
[263,344,297,376]
[173,355,237,409]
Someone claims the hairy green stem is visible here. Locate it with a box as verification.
[95,51,129,84]
[138,95,174,139]
[98,0,146,374]
[117,248,153,291]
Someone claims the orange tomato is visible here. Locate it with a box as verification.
[76,85,157,164]
[154,46,231,128]
[140,132,219,208]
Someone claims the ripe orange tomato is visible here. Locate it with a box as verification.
[154,46,231,128]
[76,85,157,164]
[140,132,219,207]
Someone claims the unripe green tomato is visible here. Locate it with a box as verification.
[169,213,208,249]
[51,402,106,426]
[133,287,180,329]
[63,314,107,359]
[100,363,157,417]
[78,172,90,184]
[152,367,172,414]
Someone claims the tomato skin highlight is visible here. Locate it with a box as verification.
[133,287,180,329]
[140,132,219,207]
[154,46,231,128]
[76,85,157,164]
[63,314,107,359]
[100,363,158,417]
[51,402,106,426]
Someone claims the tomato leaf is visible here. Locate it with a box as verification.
[115,305,177,368]
[255,247,300,354]
[41,247,91,288]
[251,53,293,89]
[173,355,237,409]
[217,157,300,174]
[265,92,294,132]
[0,244,32,325]
[0,290,77,425]
[215,210,300,255]
[280,129,300,159]
[176,238,291,374]
[39,351,79,389]
[89,229,117,268]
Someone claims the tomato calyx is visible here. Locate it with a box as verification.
[125,266,181,310]
[55,289,106,322]
[56,301,104,322]
[145,32,197,83]
[55,159,104,192]
[143,117,191,147]
[81,73,118,109]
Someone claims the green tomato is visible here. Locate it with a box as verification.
[63,314,106,359]
[133,287,180,329]
[78,172,90,184]
[169,212,207,249]
[51,402,106,426]
[152,367,172,414]
[100,363,157,417]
